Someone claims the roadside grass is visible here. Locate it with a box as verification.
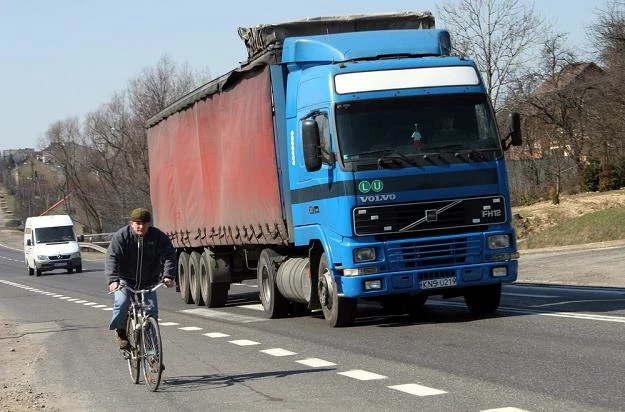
[517,206,625,249]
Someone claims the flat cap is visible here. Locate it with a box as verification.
[130,208,152,222]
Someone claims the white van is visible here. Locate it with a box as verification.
[24,214,83,276]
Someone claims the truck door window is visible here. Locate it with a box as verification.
[314,113,334,165]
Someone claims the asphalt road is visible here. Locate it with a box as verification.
[1,230,625,411]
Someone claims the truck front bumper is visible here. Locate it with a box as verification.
[338,260,517,298]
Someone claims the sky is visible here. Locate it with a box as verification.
[0,0,606,152]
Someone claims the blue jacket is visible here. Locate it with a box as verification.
[105,225,176,288]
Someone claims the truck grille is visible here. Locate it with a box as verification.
[386,235,481,271]
[353,195,506,236]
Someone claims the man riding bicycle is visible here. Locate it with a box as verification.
[106,208,176,349]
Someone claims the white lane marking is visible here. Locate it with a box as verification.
[481,408,531,412]
[60,296,71,300]
[529,298,625,308]
[75,300,88,303]
[503,292,561,298]
[67,298,78,302]
[229,339,261,346]
[179,326,203,331]
[83,302,97,306]
[388,383,447,396]
[93,304,106,308]
[296,358,336,368]
[203,332,230,338]
[261,348,297,357]
[159,322,180,326]
[52,294,63,297]
[338,370,387,381]
[181,308,267,323]
[102,307,113,311]
[430,301,625,323]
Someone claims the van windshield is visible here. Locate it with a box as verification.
[35,226,76,243]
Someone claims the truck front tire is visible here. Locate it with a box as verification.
[464,283,501,315]
[317,253,356,327]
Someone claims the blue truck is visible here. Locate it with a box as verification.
[146,12,522,327]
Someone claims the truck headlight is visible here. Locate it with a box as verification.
[353,247,376,263]
[488,234,510,249]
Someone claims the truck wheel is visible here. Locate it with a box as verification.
[464,283,501,315]
[200,250,228,308]
[177,252,193,304]
[258,249,289,318]
[317,253,356,327]
[405,294,428,317]
[189,251,204,306]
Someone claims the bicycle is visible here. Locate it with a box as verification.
[114,281,165,392]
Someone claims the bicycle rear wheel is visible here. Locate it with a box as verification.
[141,317,163,391]
[125,316,140,384]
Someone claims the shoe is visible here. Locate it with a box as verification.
[115,329,130,350]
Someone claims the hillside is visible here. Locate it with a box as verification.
[512,190,625,248]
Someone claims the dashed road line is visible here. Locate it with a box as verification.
[338,370,387,381]
[229,339,261,346]
[296,358,336,368]
[203,332,230,338]
[179,326,203,331]
[388,383,447,396]
[261,348,297,357]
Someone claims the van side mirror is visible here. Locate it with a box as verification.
[26,239,32,246]
[302,119,322,172]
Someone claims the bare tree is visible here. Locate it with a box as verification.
[438,0,545,112]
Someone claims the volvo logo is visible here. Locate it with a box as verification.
[359,194,397,203]
[425,209,438,222]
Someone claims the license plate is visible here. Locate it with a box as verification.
[54,262,66,267]
[420,277,457,289]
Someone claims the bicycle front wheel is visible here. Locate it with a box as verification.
[141,317,163,391]
[125,317,140,384]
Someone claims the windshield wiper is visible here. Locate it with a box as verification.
[354,149,419,167]
[423,144,468,152]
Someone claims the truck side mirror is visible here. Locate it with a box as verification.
[302,119,322,172]
[509,112,522,147]
[26,239,32,246]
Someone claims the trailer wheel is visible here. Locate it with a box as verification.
[317,253,356,327]
[200,250,229,308]
[258,249,289,318]
[177,251,193,304]
[464,283,501,315]
[189,252,205,306]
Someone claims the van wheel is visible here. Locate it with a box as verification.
[35,268,42,277]
[27,263,34,276]
[76,265,83,273]
[67,268,74,274]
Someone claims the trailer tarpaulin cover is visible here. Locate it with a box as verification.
[147,66,286,248]
[237,11,435,61]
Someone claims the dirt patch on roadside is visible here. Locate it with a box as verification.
[0,321,60,412]
[513,191,625,241]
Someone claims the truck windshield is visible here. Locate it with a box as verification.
[335,93,501,162]
[35,226,76,243]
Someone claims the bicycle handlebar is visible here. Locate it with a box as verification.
[108,281,166,295]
